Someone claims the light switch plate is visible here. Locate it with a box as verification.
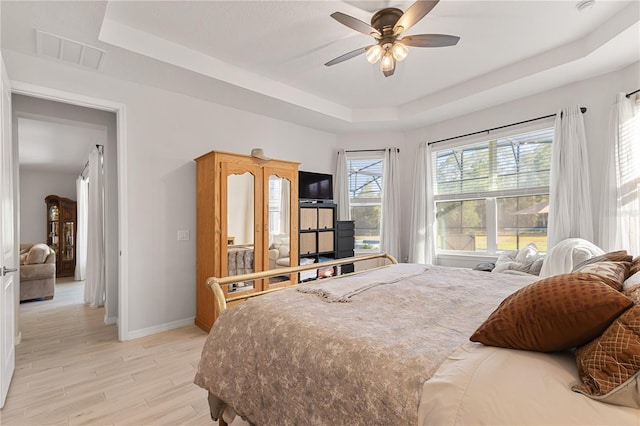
[177,230,190,241]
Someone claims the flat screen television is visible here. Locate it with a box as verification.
[299,171,333,202]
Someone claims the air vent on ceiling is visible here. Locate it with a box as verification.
[35,30,106,70]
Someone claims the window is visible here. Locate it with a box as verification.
[347,153,384,251]
[609,94,640,252]
[433,127,553,253]
[268,176,282,234]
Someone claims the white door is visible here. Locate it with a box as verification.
[0,56,16,408]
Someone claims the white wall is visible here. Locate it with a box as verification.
[18,169,76,244]
[4,50,338,338]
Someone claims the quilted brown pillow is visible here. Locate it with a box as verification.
[573,250,633,272]
[572,305,640,408]
[573,261,630,291]
[470,273,633,352]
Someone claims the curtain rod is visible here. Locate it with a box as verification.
[344,148,400,153]
[427,107,587,146]
[627,89,640,98]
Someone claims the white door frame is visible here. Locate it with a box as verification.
[0,55,17,409]
[10,81,130,341]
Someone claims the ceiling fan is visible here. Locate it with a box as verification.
[325,0,460,77]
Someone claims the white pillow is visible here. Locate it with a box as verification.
[492,244,543,275]
[515,243,540,263]
[571,247,597,269]
[539,238,604,278]
[623,271,640,291]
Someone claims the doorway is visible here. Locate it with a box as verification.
[17,113,107,313]
[11,88,126,341]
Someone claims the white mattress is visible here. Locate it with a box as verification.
[420,342,640,425]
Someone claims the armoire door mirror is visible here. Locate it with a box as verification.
[227,171,255,293]
[267,174,291,280]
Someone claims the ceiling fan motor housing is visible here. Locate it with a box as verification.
[371,8,403,36]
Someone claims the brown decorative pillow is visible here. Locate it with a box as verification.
[470,273,633,352]
[573,261,630,291]
[631,256,640,276]
[573,250,633,272]
[572,305,640,408]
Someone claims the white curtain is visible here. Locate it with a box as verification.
[547,106,593,249]
[409,142,436,264]
[74,176,88,280]
[243,180,254,241]
[280,178,290,235]
[380,147,400,260]
[334,149,351,220]
[599,93,640,253]
[84,147,106,308]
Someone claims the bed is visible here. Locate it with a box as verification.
[227,246,254,277]
[195,254,640,425]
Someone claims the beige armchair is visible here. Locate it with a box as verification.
[19,243,56,301]
[268,235,290,269]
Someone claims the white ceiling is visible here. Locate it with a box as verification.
[2,0,639,141]
[17,118,103,174]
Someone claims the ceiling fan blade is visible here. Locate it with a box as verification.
[324,46,370,67]
[393,0,440,35]
[399,34,460,47]
[331,12,382,38]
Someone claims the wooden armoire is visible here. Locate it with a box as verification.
[194,150,299,332]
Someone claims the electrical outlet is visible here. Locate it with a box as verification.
[177,230,190,241]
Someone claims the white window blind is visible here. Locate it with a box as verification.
[268,176,282,235]
[349,158,383,202]
[434,128,553,201]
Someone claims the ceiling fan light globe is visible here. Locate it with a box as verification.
[366,45,383,63]
[392,42,409,61]
[380,51,395,72]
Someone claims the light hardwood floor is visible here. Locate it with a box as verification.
[0,279,221,425]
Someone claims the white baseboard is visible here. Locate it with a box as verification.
[124,317,195,341]
[104,316,117,325]
[15,331,22,345]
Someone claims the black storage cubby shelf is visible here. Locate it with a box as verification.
[298,202,337,280]
[336,220,355,274]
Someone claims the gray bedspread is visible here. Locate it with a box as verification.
[194,264,536,425]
